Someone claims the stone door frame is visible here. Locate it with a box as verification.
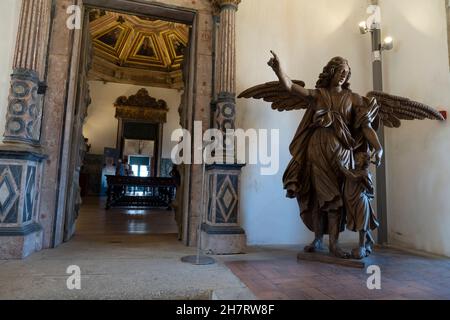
[56,0,200,246]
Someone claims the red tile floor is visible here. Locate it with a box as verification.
[224,247,450,300]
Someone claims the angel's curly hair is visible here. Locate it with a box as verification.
[315,56,351,90]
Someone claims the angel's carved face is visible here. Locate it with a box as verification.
[331,64,350,87]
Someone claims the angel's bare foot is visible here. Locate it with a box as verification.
[330,245,350,259]
[365,240,374,255]
[304,238,323,253]
[351,247,367,260]
[365,233,374,255]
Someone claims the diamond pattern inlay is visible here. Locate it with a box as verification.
[222,188,233,210]
[24,166,36,222]
[217,176,238,223]
[0,183,10,207]
[0,167,19,222]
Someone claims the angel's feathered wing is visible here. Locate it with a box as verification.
[238,80,311,111]
[367,91,444,129]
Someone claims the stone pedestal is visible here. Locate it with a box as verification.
[0,146,45,259]
[0,224,43,259]
[201,164,246,254]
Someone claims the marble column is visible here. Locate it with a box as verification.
[202,0,246,254]
[3,0,51,145]
[0,0,51,259]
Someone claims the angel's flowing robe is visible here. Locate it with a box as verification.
[283,88,378,234]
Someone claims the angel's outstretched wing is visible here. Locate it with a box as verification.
[367,91,444,129]
[238,80,311,111]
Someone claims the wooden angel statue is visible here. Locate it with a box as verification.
[238,51,444,259]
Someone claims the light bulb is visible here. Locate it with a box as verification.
[359,21,368,34]
[382,36,394,50]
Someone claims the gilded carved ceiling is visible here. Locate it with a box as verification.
[88,10,189,89]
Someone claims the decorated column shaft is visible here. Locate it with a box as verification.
[214,0,241,132]
[4,0,51,145]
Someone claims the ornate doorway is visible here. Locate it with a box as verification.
[62,0,199,247]
[0,0,246,259]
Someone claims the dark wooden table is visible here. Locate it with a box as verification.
[105,175,176,209]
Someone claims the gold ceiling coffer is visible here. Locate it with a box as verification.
[114,88,168,123]
[89,10,189,89]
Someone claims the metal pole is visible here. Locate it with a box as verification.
[196,154,207,264]
[371,26,388,245]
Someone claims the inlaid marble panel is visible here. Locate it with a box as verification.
[0,165,22,224]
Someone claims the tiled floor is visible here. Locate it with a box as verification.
[0,197,254,300]
[224,247,450,300]
[76,197,179,236]
[2,197,449,300]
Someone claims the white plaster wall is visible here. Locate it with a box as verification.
[237,0,450,256]
[0,0,22,140]
[380,0,450,256]
[83,81,181,157]
[236,0,373,245]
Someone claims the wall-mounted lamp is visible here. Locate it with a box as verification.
[359,21,369,34]
[382,36,394,51]
[359,22,394,51]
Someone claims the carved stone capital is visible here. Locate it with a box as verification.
[217,92,236,103]
[211,0,241,11]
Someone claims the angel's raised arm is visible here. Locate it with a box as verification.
[268,51,317,100]
[238,52,314,112]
